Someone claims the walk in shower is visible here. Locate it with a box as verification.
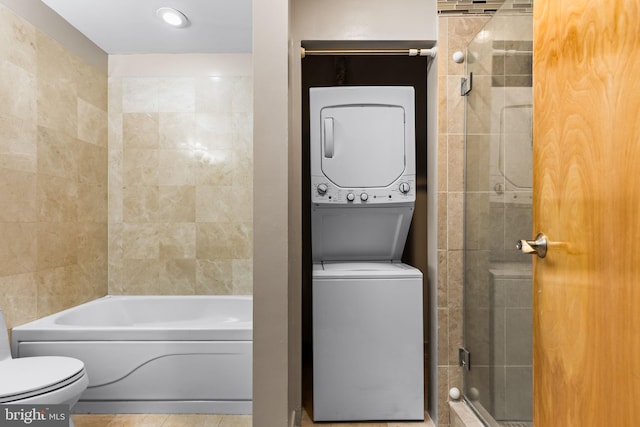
[462,1,533,426]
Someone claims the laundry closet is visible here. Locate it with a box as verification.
[301,54,434,421]
[288,2,438,423]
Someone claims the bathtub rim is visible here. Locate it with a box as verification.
[11,295,253,351]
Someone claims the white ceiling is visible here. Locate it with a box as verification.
[40,0,252,54]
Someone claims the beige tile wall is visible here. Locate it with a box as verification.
[108,75,253,295]
[0,4,108,330]
[437,14,492,427]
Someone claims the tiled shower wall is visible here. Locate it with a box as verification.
[437,9,534,426]
[0,5,108,329]
[108,71,253,295]
[437,14,491,427]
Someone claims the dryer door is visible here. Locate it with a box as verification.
[320,104,406,188]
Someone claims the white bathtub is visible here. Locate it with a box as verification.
[10,295,252,414]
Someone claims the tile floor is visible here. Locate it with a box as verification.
[71,410,435,427]
[71,414,251,427]
[300,408,435,427]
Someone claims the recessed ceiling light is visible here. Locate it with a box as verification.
[156,7,190,28]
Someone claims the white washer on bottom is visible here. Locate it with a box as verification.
[312,261,424,422]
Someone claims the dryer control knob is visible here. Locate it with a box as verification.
[360,193,369,202]
[317,183,328,195]
[399,182,411,194]
[346,193,355,202]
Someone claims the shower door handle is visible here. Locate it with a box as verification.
[517,233,547,258]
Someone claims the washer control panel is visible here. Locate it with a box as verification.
[311,176,416,204]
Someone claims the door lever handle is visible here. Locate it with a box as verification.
[517,233,547,258]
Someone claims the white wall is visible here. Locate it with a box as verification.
[293,0,437,42]
[253,0,293,426]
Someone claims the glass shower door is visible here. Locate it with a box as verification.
[463,1,533,426]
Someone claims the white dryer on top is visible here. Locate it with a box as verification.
[310,86,417,262]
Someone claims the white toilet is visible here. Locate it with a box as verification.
[0,309,88,425]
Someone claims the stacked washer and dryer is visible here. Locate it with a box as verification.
[310,86,424,421]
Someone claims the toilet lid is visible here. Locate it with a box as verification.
[0,356,86,403]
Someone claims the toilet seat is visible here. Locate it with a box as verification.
[0,356,86,403]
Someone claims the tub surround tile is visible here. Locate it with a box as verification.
[0,114,37,173]
[0,223,37,276]
[37,78,77,137]
[196,186,252,223]
[121,224,160,260]
[158,112,197,149]
[196,222,252,260]
[110,71,252,297]
[37,175,77,223]
[196,78,233,113]
[196,259,233,294]
[122,78,159,113]
[76,66,108,112]
[35,32,81,85]
[36,265,79,317]
[157,77,196,113]
[77,142,107,185]
[77,183,107,223]
[0,60,37,122]
[123,186,160,223]
[232,259,253,295]
[77,98,108,146]
[195,151,235,185]
[158,223,197,259]
[0,273,37,328]
[36,127,78,179]
[157,259,197,294]
[122,259,161,294]
[0,4,108,332]
[123,149,159,186]
[0,169,36,222]
[0,6,37,71]
[158,149,196,185]
[123,113,159,148]
[158,186,196,222]
[36,223,78,269]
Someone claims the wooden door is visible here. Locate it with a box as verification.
[533,1,640,426]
